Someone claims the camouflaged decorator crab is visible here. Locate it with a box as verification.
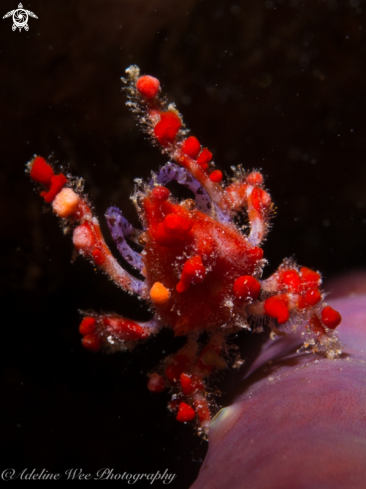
[27,65,342,437]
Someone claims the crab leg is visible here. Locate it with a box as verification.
[151,162,230,222]
[224,170,272,246]
[147,331,227,436]
[79,313,161,352]
[27,156,146,297]
[123,66,273,242]
[123,65,230,216]
[246,265,342,351]
[105,206,144,272]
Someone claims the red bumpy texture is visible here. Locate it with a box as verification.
[26,65,342,438]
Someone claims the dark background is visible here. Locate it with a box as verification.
[1,0,365,487]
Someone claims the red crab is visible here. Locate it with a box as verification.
[27,65,342,436]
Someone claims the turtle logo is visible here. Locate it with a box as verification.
[3,3,38,31]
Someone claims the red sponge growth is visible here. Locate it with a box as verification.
[151,186,170,202]
[79,317,96,335]
[29,156,68,203]
[278,269,301,293]
[92,248,106,265]
[176,402,195,422]
[233,276,261,300]
[82,334,101,352]
[30,156,54,185]
[163,213,193,237]
[209,170,223,183]
[176,256,206,293]
[182,136,201,159]
[154,111,182,145]
[180,373,193,395]
[300,267,321,289]
[264,295,290,324]
[196,148,212,169]
[305,289,322,306]
[136,75,160,99]
[321,306,342,329]
[40,174,68,203]
[246,171,264,186]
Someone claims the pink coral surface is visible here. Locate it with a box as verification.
[192,289,366,489]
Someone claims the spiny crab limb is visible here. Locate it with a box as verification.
[124,66,272,245]
[105,206,144,272]
[152,162,231,224]
[150,162,222,219]
[247,263,342,356]
[148,331,227,435]
[27,156,146,296]
[79,314,161,353]
[225,168,273,246]
[123,66,228,214]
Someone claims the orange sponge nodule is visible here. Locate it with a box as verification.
[150,282,171,305]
